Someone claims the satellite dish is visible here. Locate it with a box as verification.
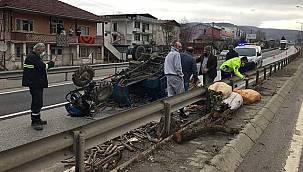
[0,42,7,52]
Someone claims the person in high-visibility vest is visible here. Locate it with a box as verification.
[22,43,56,130]
[220,56,248,80]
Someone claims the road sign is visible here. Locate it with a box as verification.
[246,34,257,40]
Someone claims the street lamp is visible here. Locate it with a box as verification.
[296,22,303,49]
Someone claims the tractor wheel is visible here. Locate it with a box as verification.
[72,65,95,87]
[134,45,146,61]
[92,81,113,104]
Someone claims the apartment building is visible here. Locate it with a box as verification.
[0,0,104,70]
[101,14,157,46]
[155,20,181,46]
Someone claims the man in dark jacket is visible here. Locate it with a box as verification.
[22,43,55,130]
[198,46,218,86]
[225,45,239,61]
[180,47,198,91]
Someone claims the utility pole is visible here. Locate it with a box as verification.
[211,22,214,53]
[296,22,303,51]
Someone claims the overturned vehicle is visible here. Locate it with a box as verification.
[65,53,167,117]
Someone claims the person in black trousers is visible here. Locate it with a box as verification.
[180,47,199,91]
[22,43,55,130]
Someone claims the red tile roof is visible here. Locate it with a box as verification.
[0,0,101,22]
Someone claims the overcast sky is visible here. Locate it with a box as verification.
[61,0,303,30]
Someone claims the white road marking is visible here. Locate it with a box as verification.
[284,101,303,172]
[0,76,108,95]
[0,82,73,95]
[0,102,68,121]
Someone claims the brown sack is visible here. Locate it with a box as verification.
[234,89,261,104]
[208,82,232,99]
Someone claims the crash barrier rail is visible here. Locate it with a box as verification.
[0,87,207,172]
[0,49,299,172]
[0,62,129,80]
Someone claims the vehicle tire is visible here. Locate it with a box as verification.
[92,81,113,103]
[134,45,146,61]
[72,65,95,87]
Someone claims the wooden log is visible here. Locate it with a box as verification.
[174,109,233,143]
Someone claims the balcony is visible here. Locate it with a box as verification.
[9,32,104,45]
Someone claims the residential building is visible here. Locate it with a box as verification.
[0,0,104,70]
[155,20,181,46]
[100,14,157,46]
[97,14,159,61]
[180,23,221,43]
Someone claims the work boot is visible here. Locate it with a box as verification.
[31,113,47,125]
[31,120,43,130]
[37,118,47,125]
[31,113,45,130]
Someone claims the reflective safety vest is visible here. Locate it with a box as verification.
[22,52,54,88]
[220,57,244,79]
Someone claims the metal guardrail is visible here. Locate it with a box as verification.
[0,62,129,80]
[0,48,279,80]
[0,48,299,172]
[0,87,206,172]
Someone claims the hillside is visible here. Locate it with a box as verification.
[239,26,299,41]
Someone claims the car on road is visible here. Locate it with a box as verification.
[235,44,263,68]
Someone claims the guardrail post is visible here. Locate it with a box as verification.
[163,102,172,137]
[274,63,277,73]
[255,70,259,85]
[245,78,249,89]
[74,131,85,172]
[269,65,272,76]
[278,61,281,70]
[65,72,68,81]
[229,80,234,90]
[263,68,267,80]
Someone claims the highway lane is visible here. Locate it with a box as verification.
[0,48,291,117]
[236,58,303,172]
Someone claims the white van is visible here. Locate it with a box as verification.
[235,44,263,68]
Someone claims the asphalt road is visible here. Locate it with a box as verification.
[236,63,303,172]
[0,48,290,117]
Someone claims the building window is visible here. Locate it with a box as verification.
[57,48,62,55]
[113,23,117,32]
[16,19,33,32]
[80,47,89,57]
[50,18,63,34]
[50,47,63,55]
[79,26,90,35]
[142,23,149,32]
[143,35,149,42]
[16,46,22,58]
[134,34,140,41]
[134,22,140,29]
